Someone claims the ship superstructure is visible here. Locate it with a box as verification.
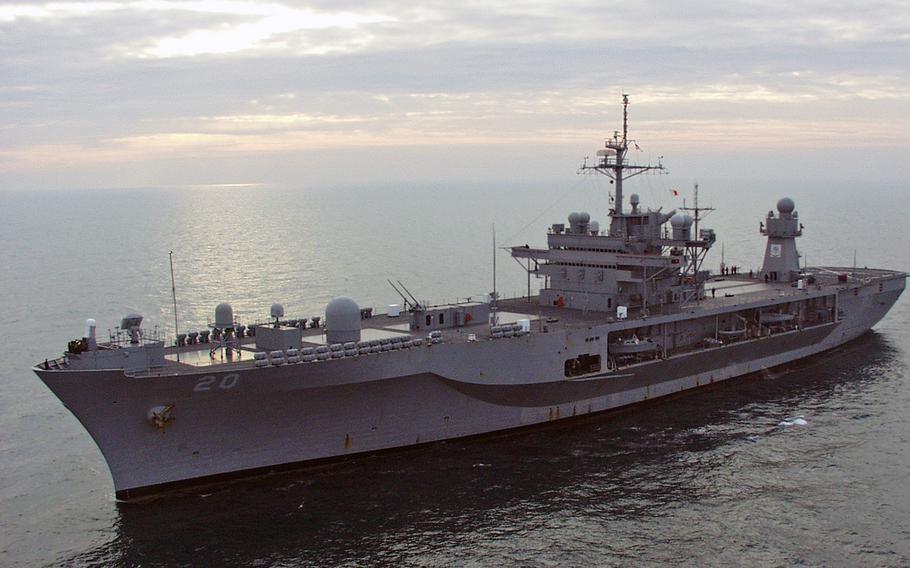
[33,97,906,500]
[512,95,715,316]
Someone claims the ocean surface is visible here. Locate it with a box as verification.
[1,180,908,567]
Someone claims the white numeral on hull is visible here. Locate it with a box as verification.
[194,373,241,392]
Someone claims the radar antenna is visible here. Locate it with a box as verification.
[579,94,666,215]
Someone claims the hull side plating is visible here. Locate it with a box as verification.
[35,283,904,499]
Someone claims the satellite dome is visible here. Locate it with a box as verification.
[568,212,581,224]
[670,214,693,240]
[630,193,640,205]
[579,212,590,223]
[325,297,361,344]
[777,197,795,214]
[270,303,285,319]
[214,303,234,328]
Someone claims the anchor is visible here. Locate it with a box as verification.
[147,404,174,433]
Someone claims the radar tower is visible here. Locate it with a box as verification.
[580,94,665,215]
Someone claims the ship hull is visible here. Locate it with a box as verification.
[35,282,904,500]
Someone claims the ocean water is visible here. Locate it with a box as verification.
[0,180,908,567]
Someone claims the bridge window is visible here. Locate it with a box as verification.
[565,354,601,377]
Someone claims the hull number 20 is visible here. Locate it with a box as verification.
[194,373,241,392]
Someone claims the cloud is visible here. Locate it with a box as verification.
[131,5,393,57]
[2,1,910,188]
[6,1,910,59]
[1,1,394,57]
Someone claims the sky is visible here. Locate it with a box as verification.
[2,0,909,191]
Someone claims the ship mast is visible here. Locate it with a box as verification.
[680,183,714,244]
[580,94,665,215]
[679,182,716,279]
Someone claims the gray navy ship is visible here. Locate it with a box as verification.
[34,96,907,500]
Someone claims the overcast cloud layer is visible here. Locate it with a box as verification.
[2,0,909,190]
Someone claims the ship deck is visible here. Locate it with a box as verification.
[99,266,905,377]
[497,265,904,326]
